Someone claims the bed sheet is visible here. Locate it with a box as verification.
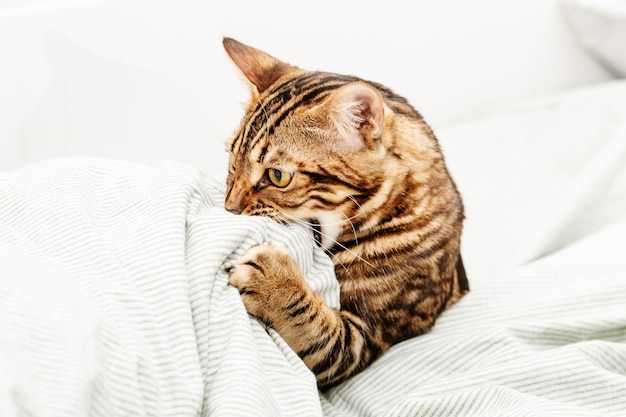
[0,158,338,416]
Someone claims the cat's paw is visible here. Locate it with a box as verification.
[229,242,304,322]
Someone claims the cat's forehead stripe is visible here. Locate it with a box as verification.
[248,72,320,119]
[230,72,320,154]
[242,75,350,151]
[244,83,340,153]
[231,73,357,154]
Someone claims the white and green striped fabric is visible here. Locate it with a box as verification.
[0,157,338,417]
[1,80,626,417]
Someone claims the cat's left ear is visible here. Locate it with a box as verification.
[223,37,297,95]
[325,82,385,153]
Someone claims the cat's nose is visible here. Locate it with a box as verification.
[225,184,249,215]
[225,193,245,215]
[225,204,243,215]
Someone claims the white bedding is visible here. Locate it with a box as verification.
[0,158,338,416]
[1,80,626,416]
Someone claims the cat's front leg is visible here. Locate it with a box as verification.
[228,242,333,344]
[229,242,374,390]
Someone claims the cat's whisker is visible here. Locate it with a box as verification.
[328,253,353,275]
[279,215,356,275]
[277,211,375,268]
[337,210,359,246]
[212,182,227,194]
[275,214,353,272]
[279,208,366,229]
[347,195,365,215]
[338,211,362,269]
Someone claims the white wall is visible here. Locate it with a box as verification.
[0,0,612,180]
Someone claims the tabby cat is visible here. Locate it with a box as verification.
[224,38,469,390]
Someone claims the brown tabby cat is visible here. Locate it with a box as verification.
[224,37,469,391]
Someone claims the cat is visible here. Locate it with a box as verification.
[223,37,469,391]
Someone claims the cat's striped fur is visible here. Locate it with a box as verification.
[224,38,469,390]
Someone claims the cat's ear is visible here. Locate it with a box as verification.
[223,37,297,95]
[325,82,385,153]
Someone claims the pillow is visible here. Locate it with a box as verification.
[561,0,626,77]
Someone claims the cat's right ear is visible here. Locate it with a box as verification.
[324,82,385,154]
[223,37,297,95]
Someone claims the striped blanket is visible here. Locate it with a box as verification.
[1,82,626,417]
[0,158,338,416]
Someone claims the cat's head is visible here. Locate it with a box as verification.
[222,38,396,251]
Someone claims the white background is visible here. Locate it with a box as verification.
[0,0,612,181]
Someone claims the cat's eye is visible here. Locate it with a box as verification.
[268,169,292,188]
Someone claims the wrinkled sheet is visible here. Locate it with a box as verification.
[0,158,338,417]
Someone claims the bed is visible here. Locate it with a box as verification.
[1,75,625,416]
